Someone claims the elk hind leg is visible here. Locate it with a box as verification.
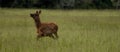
[48,34,55,39]
[54,32,59,39]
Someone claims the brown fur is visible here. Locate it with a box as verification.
[30,10,58,40]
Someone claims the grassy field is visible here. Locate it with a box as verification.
[0,8,120,52]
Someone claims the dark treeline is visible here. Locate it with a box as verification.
[0,0,120,9]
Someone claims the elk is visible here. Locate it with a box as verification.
[30,10,58,40]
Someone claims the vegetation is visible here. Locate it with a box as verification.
[0,9,120,52]
[0,0,119,9]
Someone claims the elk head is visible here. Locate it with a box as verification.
[30,10,41,20]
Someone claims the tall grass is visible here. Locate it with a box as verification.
[0,8,120,52]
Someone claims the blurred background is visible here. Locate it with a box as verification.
[0,0,120,9]
[0,0,120,52]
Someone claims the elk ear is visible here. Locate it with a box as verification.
[36,11,39,14]
[38,10,41,14]
[36,10,41,14]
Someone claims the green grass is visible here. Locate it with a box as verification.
[0,8,120,52]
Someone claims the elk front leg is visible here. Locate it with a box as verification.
[36,31,43,40]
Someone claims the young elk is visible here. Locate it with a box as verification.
[30,10,58,40]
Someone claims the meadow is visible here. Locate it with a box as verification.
[0,8,120,52]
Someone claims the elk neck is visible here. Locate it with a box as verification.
[34,16,41,29]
